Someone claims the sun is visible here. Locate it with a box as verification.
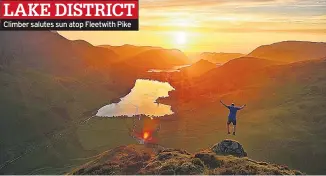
[174,31,187,45]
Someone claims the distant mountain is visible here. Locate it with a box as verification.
[99,44,162,62]
[99,45,191,70]
[199,52,245,64]
[144,56,283,104]
[247,41,326,63]
[180,59,217,77]
[142,57,282,94]
[170,57,284,99]
[0,31,119,76]
[200,57,284,80]
[124,48,191,70]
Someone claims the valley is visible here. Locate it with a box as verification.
[0,31,326,174]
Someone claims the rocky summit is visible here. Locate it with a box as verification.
[70,140,303,175]
[211,139,247,157]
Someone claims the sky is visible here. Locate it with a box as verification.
[59,0,326,54]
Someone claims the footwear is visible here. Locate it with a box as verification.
[228,132,231,135]
[233,132,236,135]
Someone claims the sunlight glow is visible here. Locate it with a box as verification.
[58,0,326,53]
[175,31,187,45]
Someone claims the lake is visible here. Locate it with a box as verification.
[96,79,175,117]
[147,64,191,73]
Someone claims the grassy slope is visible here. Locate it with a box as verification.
[69,59,326,174]
[0,65,136,174]
[0,31,193,174]
[157,81,326,174]
[70,145,302,175]
[138,58,326,174]
[72,58,326,174]
[63,59,326,174]
[1,37,325,175]
[0,31,139,174]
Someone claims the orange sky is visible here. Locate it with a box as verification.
[59,0,326,54]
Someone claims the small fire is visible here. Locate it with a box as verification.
[143,132,150,140]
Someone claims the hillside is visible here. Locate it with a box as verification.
[0,31,139,174]
[71,140,302,175]
[0,31,120,76]
[1,35,326,175]
[194,57,284,87]
[144,57,326,174]
[207,57,282,74]
[160,56,326,106]
[99,44,162,62]
[124,48,190,70]
[180,59,217,78]
[147,57,284,98]
[99,45,191,70]
[199,52,244,64]
[247,41,326,63]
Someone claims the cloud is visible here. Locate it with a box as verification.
[140,24,326,35]
[138,0,326,35]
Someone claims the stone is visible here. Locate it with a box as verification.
[211,139,247,157]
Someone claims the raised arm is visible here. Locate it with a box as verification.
[220,100,228,108]
[239,104,246,109]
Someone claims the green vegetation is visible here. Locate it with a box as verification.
[148,58,326,174]
[0,31,138,174]
[71,143,302,175]
[0,65,135,174]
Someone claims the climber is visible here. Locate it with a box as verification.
[220,100,246,135]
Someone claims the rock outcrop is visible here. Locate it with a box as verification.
[70,140,303,175]
[211,139,247,157]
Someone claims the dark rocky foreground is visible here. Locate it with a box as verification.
[69,140,302,175]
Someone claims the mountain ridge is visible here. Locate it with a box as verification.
[70,139,303,175]
[180,59,217,77]
[247,41,326,63]
[199,52,245,64]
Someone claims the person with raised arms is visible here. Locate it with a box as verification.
[220,100,246,135]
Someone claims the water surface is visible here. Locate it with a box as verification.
[147,65,191,73]
[96,79,175,117]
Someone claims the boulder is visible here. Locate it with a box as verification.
[211,139,247,157]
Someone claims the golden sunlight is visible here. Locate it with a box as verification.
[174,31,187,45]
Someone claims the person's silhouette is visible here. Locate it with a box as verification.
[220,100,246,135]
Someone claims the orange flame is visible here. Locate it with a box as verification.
[143,132,150,140]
